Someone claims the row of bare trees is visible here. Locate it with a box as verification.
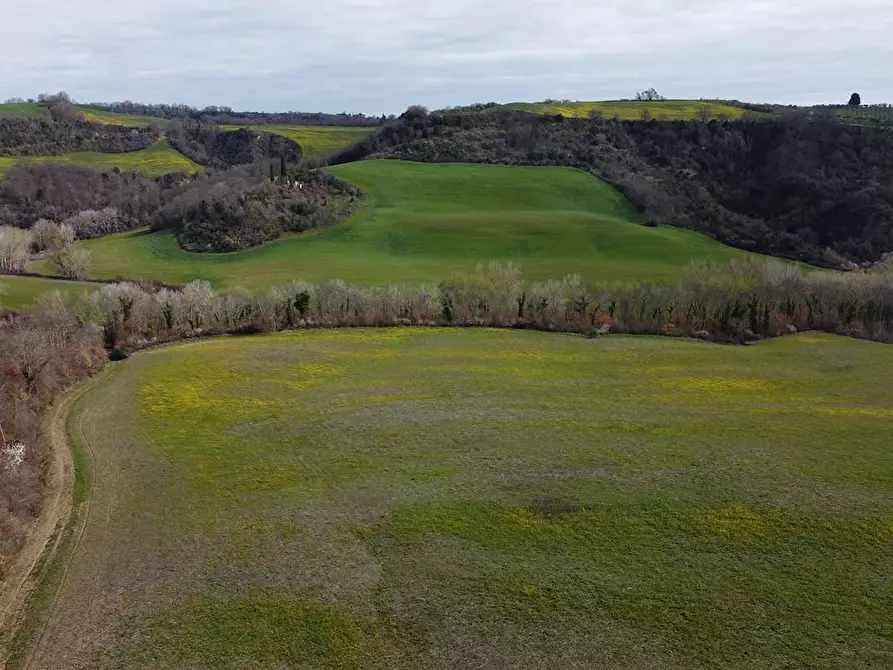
[47,258,893,350]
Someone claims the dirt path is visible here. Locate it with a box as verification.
[0,373,103,668]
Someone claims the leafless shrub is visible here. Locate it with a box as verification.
[0,226,33,274]
[51,244,92,279]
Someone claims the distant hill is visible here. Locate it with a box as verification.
[0,140,200,178]
[218,124,374,160]
[499,99,751,120]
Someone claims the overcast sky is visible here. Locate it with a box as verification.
[3,0,891,114]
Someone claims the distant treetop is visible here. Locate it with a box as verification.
[635,88,666,102]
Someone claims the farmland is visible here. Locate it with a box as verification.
[28,160,757,290]
[75,105,167,127]
[0,141,199,179]
[16,329,893,668]
[0,275,98,312]
[220,124,376,159]
[501,99,749,120]
[0,102,50,119]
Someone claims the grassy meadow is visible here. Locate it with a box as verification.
[219,124,375,159]
[0,102,50,119]
[29,160,755,290]
[501,100,749,120]
[75,105,167,127]
[0,140,199,179]
[0,275,98,312]
[20,329,893,668]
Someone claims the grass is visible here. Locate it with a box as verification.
[23,329,893,667]
[501,99,749,120]
[0,102,49,119]
[0,275,98,312]
[0,141,200,179]
[219,124,375,159]
[75,105,167,128]
[30,160,757,290]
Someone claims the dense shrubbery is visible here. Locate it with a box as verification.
[152,167,363,252]
[334,110,893,267]
[166,123,303,168]
[0,163,359,254]
[0,302,105,574]
[0,164,167,229]
[0,116,159,157]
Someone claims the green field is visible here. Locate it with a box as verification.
[501,100,749,120]
[0,102,50,119]
[0,275,98,312]
[0,141,199,179]
[29,160,755,289]
[219,124,375,159]
[20,329,893,667]
[76,106,167,127]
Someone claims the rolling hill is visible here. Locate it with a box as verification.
[220,124,376,159]
[28,160,761,290]
[0,140,200,178]
[0,275,98,312]
[500,99,749,120]
[0,102,50,119]
[76,105,167,127]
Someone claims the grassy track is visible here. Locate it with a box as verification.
[31,160,755,289]
[0,141,199,179]
[0,276,98,312]
[501,100,749,120]
[219,124,375,159]
[23,329,893,668]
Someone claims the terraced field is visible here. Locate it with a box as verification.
[219,124,376,159]
[29,160,756,290]
[16,329,893,668]
[501,100,749,120]
[0,141,199,178]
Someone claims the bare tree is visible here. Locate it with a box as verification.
[0,226,33,274]
[31,220,75,252]
[635,88,666,102]
[51,244,92,279]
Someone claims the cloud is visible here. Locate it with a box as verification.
[2,0,891,113]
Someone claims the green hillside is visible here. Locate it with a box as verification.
[30,160,758,289]
[0,140,200,178]
[0,275,98,312]
[501,99,749,120]
[220,124,375,159]
[27,329,893,667]
[0,102,49,119]
[76,105,167,127]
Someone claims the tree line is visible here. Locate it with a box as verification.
[87,100,389,127]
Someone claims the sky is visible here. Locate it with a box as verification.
[3,0,891,114]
